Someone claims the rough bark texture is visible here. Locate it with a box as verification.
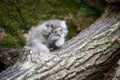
[106,0,120,3]
[106,0,120,5]
[0,6,120,80]
[0,48,20,67]
[112,60,120,80]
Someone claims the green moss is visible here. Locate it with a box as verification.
[0,34,25,48]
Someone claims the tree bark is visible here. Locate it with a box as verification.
[112,60,120,80]
[0,48,20,67]
[106,0,120,4]
[0,5,120,80]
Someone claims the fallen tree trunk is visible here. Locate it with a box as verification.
[0,48,20,67]
[112,60,120,80]
[0,48,20,72]
[0,5,120,80]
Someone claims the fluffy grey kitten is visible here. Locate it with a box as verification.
[25,19,68,51]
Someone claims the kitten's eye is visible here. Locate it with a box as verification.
[51,25,54,28]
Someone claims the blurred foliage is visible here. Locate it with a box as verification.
[83,0,106,11]
[0,34,25,48]
[0,0,106,48]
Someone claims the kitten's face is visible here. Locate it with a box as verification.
[43,20,68,50]
[45,20,67,39]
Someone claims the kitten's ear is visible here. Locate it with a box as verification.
[64,20,66,23]
[60,20,67,29]
[60,20,66,23]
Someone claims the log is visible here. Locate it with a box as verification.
[0,48,21,72]
[112,60,120,80]
[106,0,120,4]
[0,48,20,67]
[0,6,120,80]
